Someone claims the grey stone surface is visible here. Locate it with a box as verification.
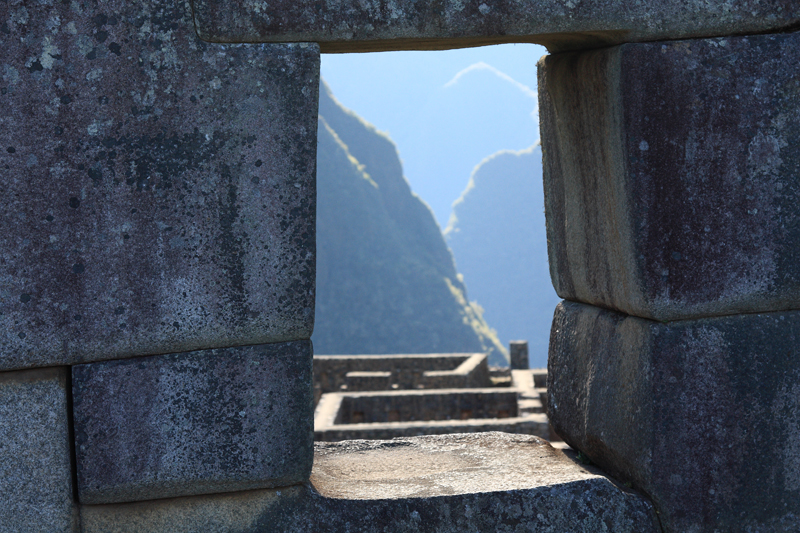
[0,367,78,532]
[72,340,313,505]
[540,31,800,322]
[192,0,800,53]
[549,300,800,532]
[0,0,318,371]
[80,485,309,533]
[81,432,660,532]
[510,340,529,369]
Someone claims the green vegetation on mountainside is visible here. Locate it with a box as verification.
[313,81,507,365]
[445,145,560,368]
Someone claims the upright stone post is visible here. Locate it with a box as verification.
[509,341,529,370]
[540,31,800,532]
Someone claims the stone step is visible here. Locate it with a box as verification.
[517,398,544,414]
[81,432,660,532]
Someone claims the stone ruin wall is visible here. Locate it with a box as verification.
[2,0,800,531]
[311,351,556,442]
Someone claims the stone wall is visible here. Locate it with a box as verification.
[1,0,318,528]
[540,30,800,532]
[2,0,799,531]
[313,353,491,396]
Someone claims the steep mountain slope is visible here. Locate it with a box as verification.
[321,45,547,229]
[313,81,507,364]
[408,63,539,227]
[445,145,559,368]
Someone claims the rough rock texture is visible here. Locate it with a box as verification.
[548,300,800,532]
[81,432,660,532]
[80,485,310,533]
[0,0,318,371]
[72,340,313,504]
[0,368,77,532]
[192,0,800,53]
[540,31,800,321]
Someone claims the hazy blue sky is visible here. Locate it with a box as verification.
[321,43,548,228]
[320,44,555,365]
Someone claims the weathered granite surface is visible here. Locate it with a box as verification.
[0,0,318,371]
[192,0,800,53]
[549,300,800,532]
[540,31,800,321]
[72,340,313,504]
[81,432,660,532]
[0,367,77,532]
[80,485,310,533]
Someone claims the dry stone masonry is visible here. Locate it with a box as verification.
[1,0,799,531]
[192,0,800,53]
[79,433,660,533]
[540,33,800,321]
[0,0,317,372]
[72,341,313,504]
[548,301,800,532]
[540,29,800,532]
[312,351,555,442]
[2,0,318,530]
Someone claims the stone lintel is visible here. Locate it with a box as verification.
[72,340,313,505]
[191,0,800,53]
[540,30,800,321]
[548,300,800,532]
[81,432,660,532]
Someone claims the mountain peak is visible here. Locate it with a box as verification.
[443,62,537,100]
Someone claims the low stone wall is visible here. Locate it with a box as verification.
[313,353,490,397]
[314,365,559,442]
[334,389,518,424]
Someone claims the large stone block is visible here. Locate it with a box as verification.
[0,368,77,532]
[72,340,313,504]
[548,300,800,532]
[0,1,318,371]
[81,433,660,532]
[192,0,800,53]
[80,485,310,533]
[540,31,800,321]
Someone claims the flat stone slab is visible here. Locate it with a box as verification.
[549,300,800,532]
[0,368,77,532]
[0,0,318,371]
[540,30,800,321]
[72,340,313,504]
[192,0,800,53]
[81,432,660,532]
